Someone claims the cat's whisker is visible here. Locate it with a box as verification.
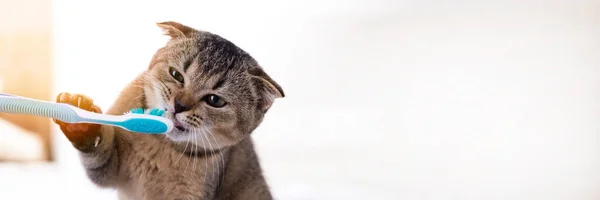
[122,94,146,107]
[127,92,148,103]
[188,131,196,173]
[135,76,166,95]
[132,76,158,89]
[138,74,157,85]
[127,78,172,108]
[199,126,216,182]
[204,125,225,191]
[140,79,169,98]
[156,80,172,96]
[175,134,190,165]
[127,79,159,95]
[194,128,209,185]
[183,132,193,172]
[192,130,199,173]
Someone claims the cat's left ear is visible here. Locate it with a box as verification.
[248,67,284,112]
[156,21,195,39]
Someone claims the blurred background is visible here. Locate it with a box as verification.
[0,0,599,199]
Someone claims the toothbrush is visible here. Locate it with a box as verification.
[0,93,173,134]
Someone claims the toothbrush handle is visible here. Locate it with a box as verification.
[0,93,79,123]
[0,93,172,134]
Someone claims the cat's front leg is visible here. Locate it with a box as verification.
[53,92,120,187]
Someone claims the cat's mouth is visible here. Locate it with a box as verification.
[174,123,187,132]
[173,120,187,132]
[165,110,188,132]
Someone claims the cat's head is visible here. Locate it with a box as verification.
[142,21,284,150]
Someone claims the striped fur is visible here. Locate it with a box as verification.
[55,21,284,200]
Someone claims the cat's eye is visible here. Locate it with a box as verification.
[203,94,226,108]
[168,67,184,83]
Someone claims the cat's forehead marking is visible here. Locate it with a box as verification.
[162,34,258,94]
[196,37,245,73]
[193,37,249,75]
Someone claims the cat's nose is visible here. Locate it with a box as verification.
[174,99,190,114]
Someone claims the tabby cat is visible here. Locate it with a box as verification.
[53,21,284,200]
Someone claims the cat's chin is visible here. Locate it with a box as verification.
[164,130,190,143]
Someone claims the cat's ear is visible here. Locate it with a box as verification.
[248,67,285,112]
[156,21,195,39]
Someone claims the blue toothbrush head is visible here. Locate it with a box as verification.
[122,108,173,134]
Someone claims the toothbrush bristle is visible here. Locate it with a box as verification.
[148,108,165,116]
[127,108,166,117]
[130,108,145,114]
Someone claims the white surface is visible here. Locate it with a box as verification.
[0,162,116,200]
[0,119,43,161]
[0,0,598,199]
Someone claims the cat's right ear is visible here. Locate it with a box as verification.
[248,67,285,112]
[156,21,195,39]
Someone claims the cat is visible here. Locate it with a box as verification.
[53,21,284,200]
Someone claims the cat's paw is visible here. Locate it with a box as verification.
[53,92,103,151]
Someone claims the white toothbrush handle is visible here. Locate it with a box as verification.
[69,106,128,123]
[0,94,125,124]
[0,95,79,123]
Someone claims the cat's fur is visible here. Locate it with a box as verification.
[53,21,284,200]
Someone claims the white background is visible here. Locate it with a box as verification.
[4,0,600,199]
